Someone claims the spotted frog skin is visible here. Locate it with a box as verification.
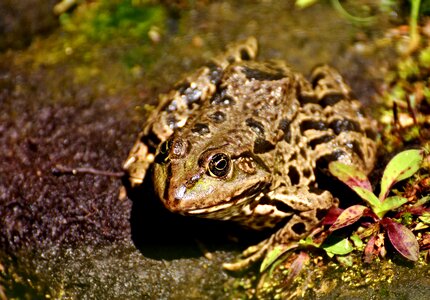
[123,38,377,270]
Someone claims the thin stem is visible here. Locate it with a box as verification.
[330,0,375,25]
[409,0,421,53]
[52,165,125,177]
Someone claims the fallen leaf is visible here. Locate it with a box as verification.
[419,233,430,250]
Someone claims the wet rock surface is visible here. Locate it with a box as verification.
[0,62,132,250]
[0,0,60,51]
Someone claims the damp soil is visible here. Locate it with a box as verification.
[1,1,429,299]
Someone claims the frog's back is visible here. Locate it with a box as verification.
[173,60,300,164]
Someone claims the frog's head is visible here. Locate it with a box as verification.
[152,134,271,219]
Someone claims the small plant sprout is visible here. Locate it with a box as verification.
[328,149,425,262]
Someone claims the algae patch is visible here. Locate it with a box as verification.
[24,0,167,92]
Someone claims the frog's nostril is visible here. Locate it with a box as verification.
[185,174,201,188]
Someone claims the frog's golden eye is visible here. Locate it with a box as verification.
[208,153,231,177]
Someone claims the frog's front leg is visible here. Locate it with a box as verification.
[223,185,334,271]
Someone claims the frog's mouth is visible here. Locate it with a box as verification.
[185,196,249,215]
[182,181,267,219]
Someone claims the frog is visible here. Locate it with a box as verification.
[123,37,377,271]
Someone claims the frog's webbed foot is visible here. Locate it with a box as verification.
[296,64,352,106]
[309,65,352,101]
[223,237,272,271]
[223,236,299,272]
[212,37,258,68]
[123,137,154,188]
[223,186,335,272]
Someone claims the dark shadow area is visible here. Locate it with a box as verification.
[127,171,268,261]
[315,167,364,208]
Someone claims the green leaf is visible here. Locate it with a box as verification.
[329,205,367,232]
[414,195,430,207]
[295,0,319,9]
[379,149,424,200]
[352,187,381,212]
[419,212,430,224]
[350,234,364,250]
[260,245,290,273]
[374,196,408,218]
[298,236,320,247]
[323,237,354,257]
[414,222,429,230]
[336,255,354,267]
[419,47,430,68]
[329,161,372,191]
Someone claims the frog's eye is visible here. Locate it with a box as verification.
[208,153,231,177]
